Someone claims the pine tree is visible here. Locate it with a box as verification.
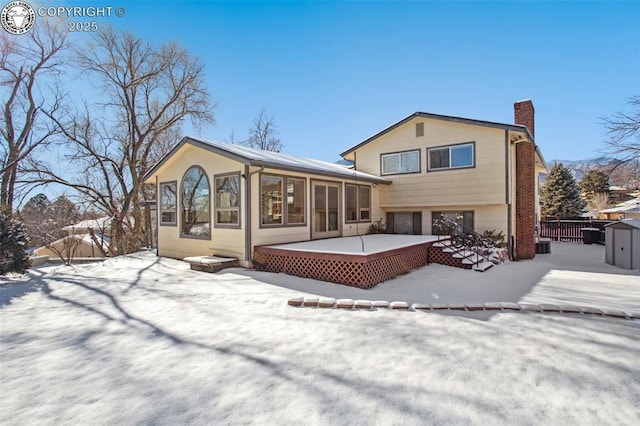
[579,169,610,200]
[0,210,31,275]
[541,163,587,217]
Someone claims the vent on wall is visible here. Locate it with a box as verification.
[416,122,424,137]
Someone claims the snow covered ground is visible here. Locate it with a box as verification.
[1,242,638,425]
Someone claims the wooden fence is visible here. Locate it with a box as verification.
[539,217,614,242]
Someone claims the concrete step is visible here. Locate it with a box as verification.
[432,240,452,248]
[473,261,494,272]
[452,250,476,259]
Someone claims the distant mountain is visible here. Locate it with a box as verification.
[548,158,611,182]
[547,158,639,189]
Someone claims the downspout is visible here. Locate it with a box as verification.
[244,165,264,264]
[505,130,513,260]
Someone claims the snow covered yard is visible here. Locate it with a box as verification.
[1,243,639,425]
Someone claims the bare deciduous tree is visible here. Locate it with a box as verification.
[0,22,67,212]
[587,192,610,218]
[242,109,282,152]
[32,27,214,255]
[601,95,640,164]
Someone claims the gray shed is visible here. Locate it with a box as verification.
[605,219,640,270]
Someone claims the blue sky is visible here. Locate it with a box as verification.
[53,1,640,163]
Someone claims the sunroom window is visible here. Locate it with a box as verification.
[181,166,210,238]
[215,173,240,227]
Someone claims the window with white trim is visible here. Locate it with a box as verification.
[381,150,420,175]
[428,143,474,171]
[345,184,371,222]
[215,173,240,227]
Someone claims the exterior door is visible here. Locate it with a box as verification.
[614,228,632,269]
[312,182,340,239]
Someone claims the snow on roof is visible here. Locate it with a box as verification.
[145,137,391,185]
[599,198,640,213]
[62,216,112,231]
[605,218,640,229]
[194,138,390,183]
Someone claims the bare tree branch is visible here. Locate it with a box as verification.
[0,21,68,212]
[34,27,214,255]
[241,109,283,152]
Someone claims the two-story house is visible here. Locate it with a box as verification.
[341,100,547,260]
[143,100,547,268]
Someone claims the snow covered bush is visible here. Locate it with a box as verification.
[0,210,31,275]
[481,229,506,248]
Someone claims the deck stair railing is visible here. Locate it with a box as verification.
[432,215,494,270]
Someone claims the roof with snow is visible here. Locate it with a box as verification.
[144,137,391,185]
[599,198,640,214]
[605,218,640,229]
[62,216,112,232]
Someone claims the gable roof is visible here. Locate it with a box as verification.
[340,111,535,158]
[62,216,112,232]
[144,137,391,185]
[605,218,640,229]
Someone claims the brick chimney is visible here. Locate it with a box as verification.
[513,100,536,260]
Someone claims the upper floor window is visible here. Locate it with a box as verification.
[381,150,420,175]
[215,173,240,228]
[159,181,177,226]
[181,166,210,239]
[428,143,474,171]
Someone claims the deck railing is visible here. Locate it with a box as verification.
[539,217,614,242]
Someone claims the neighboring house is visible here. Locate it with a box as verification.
[32,216,113,260]
[31,234,110,259]
[599,197,640,220]
[143,100,547,266]
[62,216,113,236]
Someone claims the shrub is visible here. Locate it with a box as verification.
[481,229,506,248]
[0,210,31,275]
[367,218,386,234]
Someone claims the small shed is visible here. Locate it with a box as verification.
[605,219,640,270]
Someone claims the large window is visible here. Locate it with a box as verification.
[181,166,210,238]
[159,181,177,226]
[381,150,420,175]
[261,174,306,226]
[431,211,474,235]
[428,143,474,171]
[215,173,240,227]
[346,184,371,222]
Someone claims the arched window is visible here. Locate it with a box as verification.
[181,166,210,239]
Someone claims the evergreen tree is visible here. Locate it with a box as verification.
[0,210,31,275]
[541,163,587,217]
[579,169,610,200]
